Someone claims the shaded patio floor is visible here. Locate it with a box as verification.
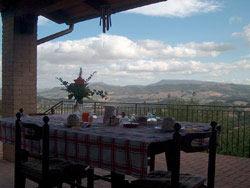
[1,142,250,188]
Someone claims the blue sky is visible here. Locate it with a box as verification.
[1,0,250,88]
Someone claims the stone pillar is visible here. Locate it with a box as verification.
[1,11,38,161]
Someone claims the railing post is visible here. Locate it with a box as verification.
[186,105,189,122]
[61,101,63,114]
[94,102,97,114]
[135,103,138,115]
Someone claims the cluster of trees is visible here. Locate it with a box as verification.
[112,95,250,158]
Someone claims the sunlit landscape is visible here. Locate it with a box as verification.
[1,0,250,187]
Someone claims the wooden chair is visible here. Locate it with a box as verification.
[14,112,94,188]
[132,121,219,188]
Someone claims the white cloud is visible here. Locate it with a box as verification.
[35,34,237,87]
[127,0,222,18]
[235,59,250,69]
[38,16,50,26]
[232,23,250,45]
[38,34,234,65]
[229,16,242,24]
[108,60,236,77]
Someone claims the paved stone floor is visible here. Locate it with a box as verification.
[1,142,250,188]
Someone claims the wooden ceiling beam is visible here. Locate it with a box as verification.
[84,0,110,12]
[85,0,102,11]
[38,0,80,15]
[0,0,21,11]
[45,9,73,24]
[0,0,5,11]
[110,0,167,15]
[70,0,167,24]
[0,0,167,25]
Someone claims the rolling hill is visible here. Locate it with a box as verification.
[36,80,250,104]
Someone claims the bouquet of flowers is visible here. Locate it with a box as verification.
[57,68,107,104]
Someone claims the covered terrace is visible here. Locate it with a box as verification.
[1,142,250,188]
[0,0,166,161]
[0,1,248,188]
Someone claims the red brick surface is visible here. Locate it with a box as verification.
[1,12,37,118]
[1,142,250,188]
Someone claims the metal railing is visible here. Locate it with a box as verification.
[38,100,250,157]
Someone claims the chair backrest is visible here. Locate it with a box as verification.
[172,121,219,188]
[15,112,50,178]
[171,123,182,188]
[181,132,211,153]
[181,122,221,153]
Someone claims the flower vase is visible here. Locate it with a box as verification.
[74,102,79,112]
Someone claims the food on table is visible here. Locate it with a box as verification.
[67,114,80,125]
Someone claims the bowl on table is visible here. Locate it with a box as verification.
[132,115,148,125]
[147,118,157,126]
[64,114,81,128]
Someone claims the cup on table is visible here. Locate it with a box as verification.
[109,116,120,126]
[103,106,116,124]
[82,112,94,122]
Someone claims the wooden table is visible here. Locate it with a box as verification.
[0,114,211,186]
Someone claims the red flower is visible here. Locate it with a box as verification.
[57,68,107,103]
[74,76,85,84]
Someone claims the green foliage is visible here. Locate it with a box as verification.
[57,68,107,104]
[113,96,250,158]
[66,83,92,103]
[37,90,250,158]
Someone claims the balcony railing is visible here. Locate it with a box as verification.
[39,100,250,158]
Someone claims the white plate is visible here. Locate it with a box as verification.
[154,126,174,132]
[155,125,185,131]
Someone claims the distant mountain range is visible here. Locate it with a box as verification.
[36,80,250,105]
[148,80,218,86]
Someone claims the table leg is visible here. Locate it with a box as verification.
[149,155,155,171]
[87,168,94,188]
[111,172,126,188]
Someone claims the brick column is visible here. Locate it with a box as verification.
[2,11,38,118]
[1,11,38,161]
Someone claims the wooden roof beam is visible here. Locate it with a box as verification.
[110,0,168,15]
[84,0,109,12]
[45,9,73,24]
[72,0,167,23]
[38,0,80,15]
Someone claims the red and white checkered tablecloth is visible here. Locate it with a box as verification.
[0,114,210,178]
